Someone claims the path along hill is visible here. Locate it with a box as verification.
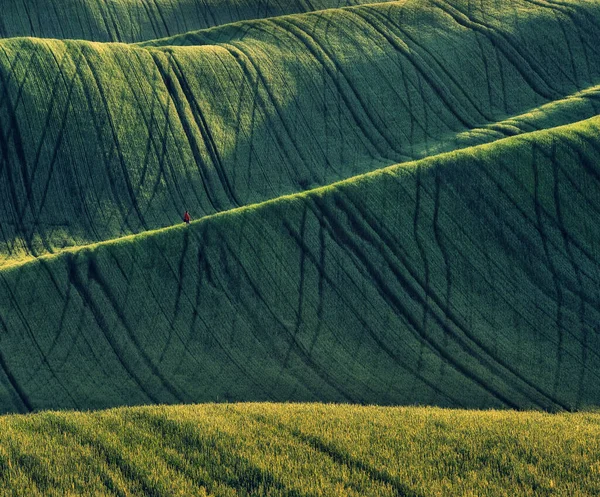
[0,0,600,413]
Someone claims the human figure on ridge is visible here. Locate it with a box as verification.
[183,210,191,225]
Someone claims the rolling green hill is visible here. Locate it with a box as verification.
[0,0,393,43]
[0,0,600,414]
[1,114,600,413]
[3,0,600,267]
[0,403,599,496]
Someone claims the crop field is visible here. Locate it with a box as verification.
[0,0,600,493]
[0,403,599,496]
[1,0,600,413]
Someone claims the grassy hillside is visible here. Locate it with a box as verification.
[1,0,600,414]
[0,0,390,43]
[2,0,600,267]
[1,115,600,413]
[0,403,598,496]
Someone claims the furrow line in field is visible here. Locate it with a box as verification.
[374,3,494,122]
[531,147,566,398]
[71,45,135,234]
[235,211,384,401]
[279,16,397,157]
[335,189,571,410]
[352,7,475,130]
[28,46,71,187]
[522,0,600,75]
[86,256,187,403]
[548,142,589,406]
[432,170,453,339]
[250,410,423,497]
[150,51,222,212]
[311,221,327,354]
[170,53,241,207]
[151,226,274,397]
[139,0,162,40]
[447,160,600,360]
[554,8,581,87]
[284,207,309,368]
[436,167,600,377]
[431,0,558,100]
[33,50,84,237]
[0,271,80,409]
[413,169,431,336]
[346,171,593,405]
[25,417,129,495]
[113,49,190,214]
[0,48,36,228]
[151,0,172,37]
[0,103,32,255]
[281,215,464,405]
[107,241,205,373]
[216,43,301,191]
[66,254,161,405]
[247,20,345,172]
[106,0,125,43]
[8,448,60,494]
[81,48,149,231]
[220,234,359,402]
[133,410,300,496]
[320,8,420,151]
[468,147,600,314]
[495,156,600,314]
[144,54,208,212]
[41,415,161,497]
[159,228,191,363]
[42,45,106,241]
[308,195,520,408]
[224,42,319,174]
[0,315,32,413]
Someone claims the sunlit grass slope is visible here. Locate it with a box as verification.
[0,403,599,496]
[0,0,390,42]
[2,0,600,266]
[1,114,600,413]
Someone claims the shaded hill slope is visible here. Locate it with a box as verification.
[2,0,600,266]
[0,403,599,496]
[1,116,600,413]
[0,0,390,43]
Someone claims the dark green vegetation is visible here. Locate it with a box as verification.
[0,0,392,43]
[0,403,599,496]
[1,0,600,414]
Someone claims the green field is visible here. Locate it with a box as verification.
[0,0,600,497]
[0,0,394,43]
[1,0,600,492]
[0,403,598,496]
[1,0,600,413]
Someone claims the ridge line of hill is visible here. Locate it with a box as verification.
[136,1,405,47]
[2,112,597,274]
[0,1,397,45]
[2,0,600,267]
[0,0,400,44]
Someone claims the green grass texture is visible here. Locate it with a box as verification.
[2,0,600,265]
[1,0,600,413]
[0,403,598,496]
[1,114,600,413]
[0,0,393,43]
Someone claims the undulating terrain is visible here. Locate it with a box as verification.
[1,0,600,494]
[1,0,600,415]
[1,403,600,496]
[0,0,600,410]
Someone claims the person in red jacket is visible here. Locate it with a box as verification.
[183,210,191,225]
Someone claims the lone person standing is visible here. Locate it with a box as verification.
[183,210,191,225]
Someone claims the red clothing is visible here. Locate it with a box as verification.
[183,212,190,223]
